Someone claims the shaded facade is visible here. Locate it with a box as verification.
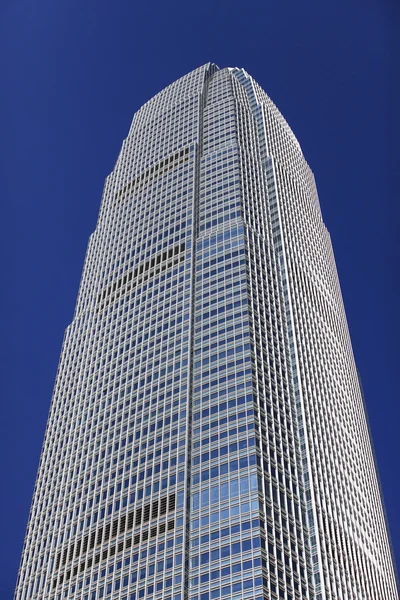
[15,64,398,600]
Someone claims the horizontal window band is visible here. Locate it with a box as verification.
[52,518,175,589]
[97,243,186,312]
[115,147,190,201]
[54,493,175,573]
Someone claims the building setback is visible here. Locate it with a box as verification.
[15,64,398,600]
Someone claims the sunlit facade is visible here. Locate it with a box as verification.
[15,64,398,600]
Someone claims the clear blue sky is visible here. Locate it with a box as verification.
[1,0,398,595]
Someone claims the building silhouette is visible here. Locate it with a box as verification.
[15,64,398,600]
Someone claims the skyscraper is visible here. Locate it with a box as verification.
[14,63,398,600]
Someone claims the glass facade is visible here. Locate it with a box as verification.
[14,64,398,600]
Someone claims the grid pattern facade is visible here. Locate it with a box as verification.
[14,64,398,600]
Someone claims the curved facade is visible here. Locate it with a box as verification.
[15,64,398,600]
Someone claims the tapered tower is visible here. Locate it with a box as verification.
[15,64,398,600]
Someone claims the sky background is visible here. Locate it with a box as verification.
[1,0,399,595]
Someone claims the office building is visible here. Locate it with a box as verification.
[14,63,398,600]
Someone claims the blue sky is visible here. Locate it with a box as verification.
[1,0,398,595]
